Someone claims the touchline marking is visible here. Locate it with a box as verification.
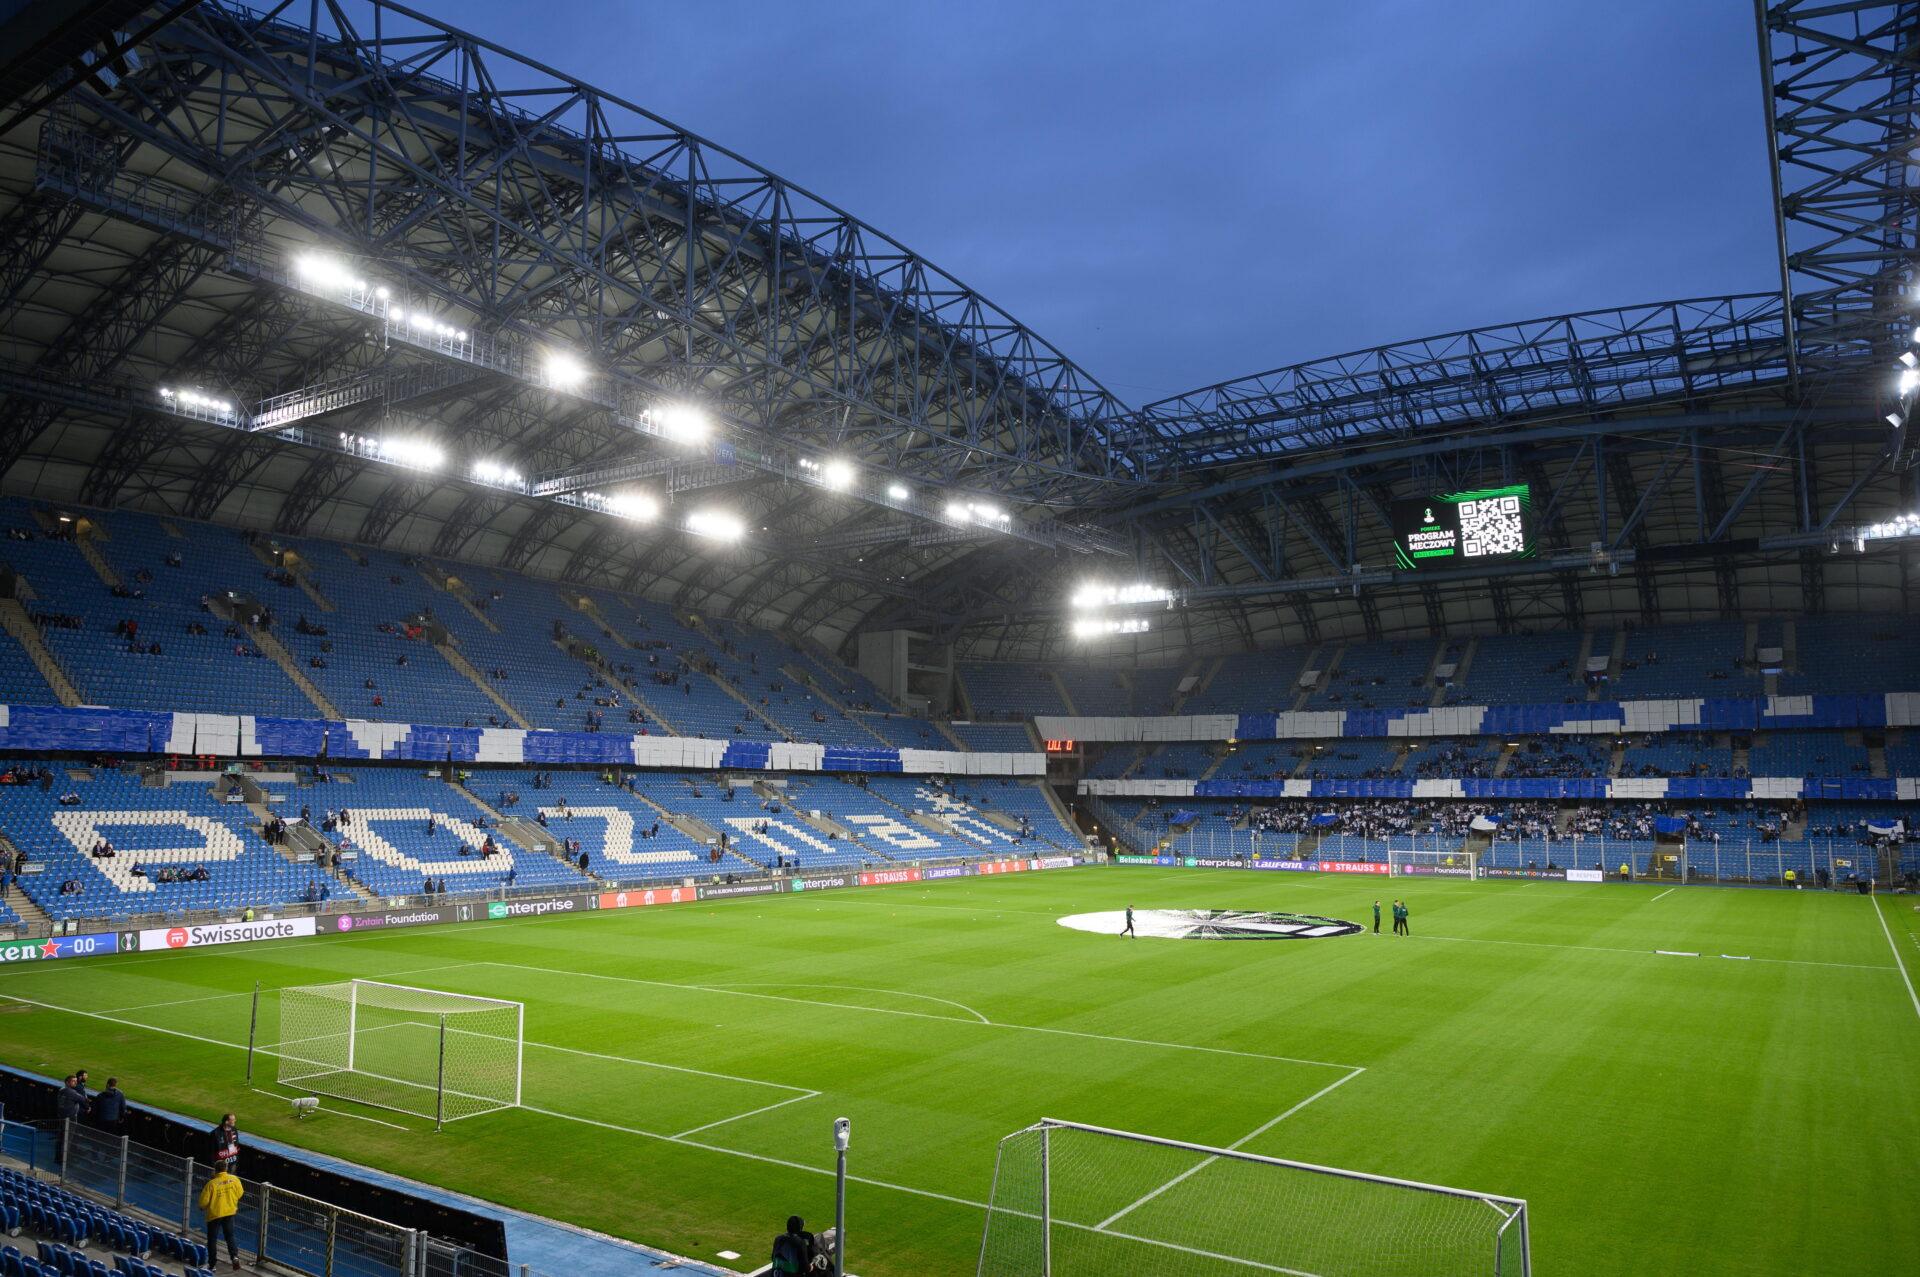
[0,992,1332,1271]
[468,959,1362,1071]
[671,1090,821,1139]
[1870,894,1920,1023]
[1094,1067,1365,1232]
[1655,950,1700,958]
[1649,887,1677,902]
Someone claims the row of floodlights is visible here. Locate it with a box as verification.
[579,490,745,542]
[1071,617,1149,638]
[1861,512,1920,541]
[290,248,1015,536]
[1070,581,1174,610]
[157,387,234,415]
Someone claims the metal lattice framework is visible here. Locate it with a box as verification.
[0,0,1914,660]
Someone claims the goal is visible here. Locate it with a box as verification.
[977,1119,1529,1277]
[1388,848,1479,878]
[265,980,523,1128]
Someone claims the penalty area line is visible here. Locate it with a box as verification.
[1871,893,1920,1023]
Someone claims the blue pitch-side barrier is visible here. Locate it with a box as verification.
[1032,690,1920,745]
[1079,775,1920,801]
[0,703,1045,776]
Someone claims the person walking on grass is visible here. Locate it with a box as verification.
[1372,899,1381,934]
[1122,905,1136,938]
[199,1159,245,1271]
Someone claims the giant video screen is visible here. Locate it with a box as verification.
[1391,483,1534,571]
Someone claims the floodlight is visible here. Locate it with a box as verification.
[972,501,1001,522]
[544,350,589,391]
[375,287,390,300]
[1901,351,1918,370]
[605,492,660,522]
[652,402,711,443]
[473,461,521,486]
[822,460,855,490]
[686,509,745,541]
[378,438,443,470]
[887,483,910,501]
[1902,369,1920,395]
[945,501,971,522]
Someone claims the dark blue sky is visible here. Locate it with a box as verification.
[456,0,1776,406]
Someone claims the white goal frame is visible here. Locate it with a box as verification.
[1387,848,1479,878]
[978,1117,1530,1277]
[256,979,524,1130]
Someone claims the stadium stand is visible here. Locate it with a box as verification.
[1181,649,1309,713]
[1302,640,1431,710]
[1613,623,1756,699]
[1783,615,1920,694]
[1747,731,1870,776]
[959,663,1069,718]
[316,769,588,897]
[0,766,331,922]
[1454,633,1583,705]
[946,722,1036,751]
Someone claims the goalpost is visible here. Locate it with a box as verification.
[978,1119,1529,1277]
[261,980,523,1129]
[1387,848,1479,879]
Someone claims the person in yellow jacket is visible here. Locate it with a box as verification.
[199,1159,245,1270]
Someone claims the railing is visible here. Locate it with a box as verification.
[6,1120,422,1277]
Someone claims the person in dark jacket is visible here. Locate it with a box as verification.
[56,1075,87,1123]
[209,1112,240,1167]
[93,1078,127,1132]
[770,1217,813,1275]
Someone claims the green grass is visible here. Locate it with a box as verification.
[1,868,1915,1276]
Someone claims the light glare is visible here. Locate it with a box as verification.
[686,509,745,542]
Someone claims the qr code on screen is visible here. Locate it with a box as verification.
[1459,495,1524,557]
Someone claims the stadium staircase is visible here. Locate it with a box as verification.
[683,651,793,739]
[1196,746,1231,782]
[578,639,684,735]
[1573,631,1596,698]
[1492,741,1518,777]
[243,619,341,719]
[1291,643,1338,710]
[779,663,895,748]
[249,539,335,613]
[1868,739,1889,779]
[1049,669,1078,715]
[1034,781,1081,845]
[442,779,589,876]
[1606,740,1627,777]
[0,599,82,706]
[627,781,726,849]
[842,777,967,842]
[1731,737,1752,776]
[70,526,121,592]
[1171,655,1222,713]
[1433,637,1477,707]
[433,639,532,729]
[231,784,378,903]
[418,561,502,634]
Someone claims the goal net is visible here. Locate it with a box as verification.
[977,1119,1529,1277]
[272,980,522,1126]
[1387,848,1479,879]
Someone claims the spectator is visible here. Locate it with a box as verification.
[57,1074,88,1125]
[198,1159,245,1271]
[210,1112,241,1167]
[770,1217,813,1275]
[94,1077,127,1133]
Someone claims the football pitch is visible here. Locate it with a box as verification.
[1,868,1914,1276]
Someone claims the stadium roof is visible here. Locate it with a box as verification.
[0,0,1914,660]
